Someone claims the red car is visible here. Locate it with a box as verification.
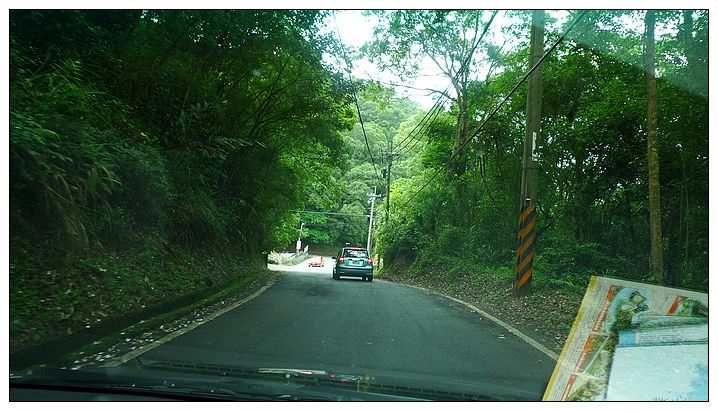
[308,256,324,267]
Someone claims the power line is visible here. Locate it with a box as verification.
[400,10,589,207]
[353,95,380,180]
[302,222,368,227]
[403,103,445,154]
[292,210,370,217]
[332,11,381,182]
[359,72,447,158]
[394,10,499,154]
[396,102,445,154]
[394,94,449,153]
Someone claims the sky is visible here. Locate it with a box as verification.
[325,8,685,111]
[330,10,447,109]
[328,10,514,110]
[326,10,573,110]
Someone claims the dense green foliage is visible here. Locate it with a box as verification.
[9,9,709,352]
[9,10,355,346]
[297,84,420,248]
[371,10,708,292]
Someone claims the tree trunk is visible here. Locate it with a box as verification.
[681,10,695,78]
[679,10,694,285]
[451,87,470,176]
[644,10,665,284]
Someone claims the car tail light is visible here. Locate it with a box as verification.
[367,258,373,265]
[338,257,344,263]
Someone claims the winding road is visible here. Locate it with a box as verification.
[136,257,556,399]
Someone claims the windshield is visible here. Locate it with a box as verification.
[343,249,369,258]
[8,8,708,402]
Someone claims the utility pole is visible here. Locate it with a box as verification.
[296,222,305,254]
[645,10,665,284]
[379,140,400,223]
[515,10,545,297]
[366,186,381,254]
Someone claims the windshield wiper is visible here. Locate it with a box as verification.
[132,358,505,400]
[11,368,344,401]
[101,380,342,401]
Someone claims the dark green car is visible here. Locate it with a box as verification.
[332,247,374,282]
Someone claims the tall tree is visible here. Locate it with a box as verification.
[378,10,707,292]
[644,10,665,283]
[364,10,493,174]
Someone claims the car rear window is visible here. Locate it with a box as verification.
[343,249,369,258]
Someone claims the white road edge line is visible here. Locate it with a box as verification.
[398,282,559,361]
[99,278,277,368]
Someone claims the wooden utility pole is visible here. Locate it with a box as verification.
[645,10,665,284]
[514,10,545,297]
[380,140,400,223]
[386,152,392,221]
[367,186,381,254]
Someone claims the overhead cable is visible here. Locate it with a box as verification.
[394,10,499,154]
[400,10,589,207]
[333,11,382,182]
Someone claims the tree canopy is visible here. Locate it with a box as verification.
[373,10,708,291]
[9,8,708,351]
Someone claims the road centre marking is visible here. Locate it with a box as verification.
[100,278,277,368]
[399,282,559,361]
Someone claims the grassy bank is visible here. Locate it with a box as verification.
[378,256,585,353]
[54,267,276,371]
[10,236,267,358]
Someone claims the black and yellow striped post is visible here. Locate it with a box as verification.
[515,203,537,296]
[515,10,544,297]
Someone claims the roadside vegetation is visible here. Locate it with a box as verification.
[370,10,707,293]
[365,11,708,346]
[9,10,708,358]
[9,10,356,352]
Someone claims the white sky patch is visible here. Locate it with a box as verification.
[325,9,590,110]
[326,10,447,109]
[328,10,529,110]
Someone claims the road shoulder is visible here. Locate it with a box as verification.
[378,268,583,356]
[52,270,282,371]
[395,282,559,361]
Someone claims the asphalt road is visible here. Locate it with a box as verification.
[137,256,556,399]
